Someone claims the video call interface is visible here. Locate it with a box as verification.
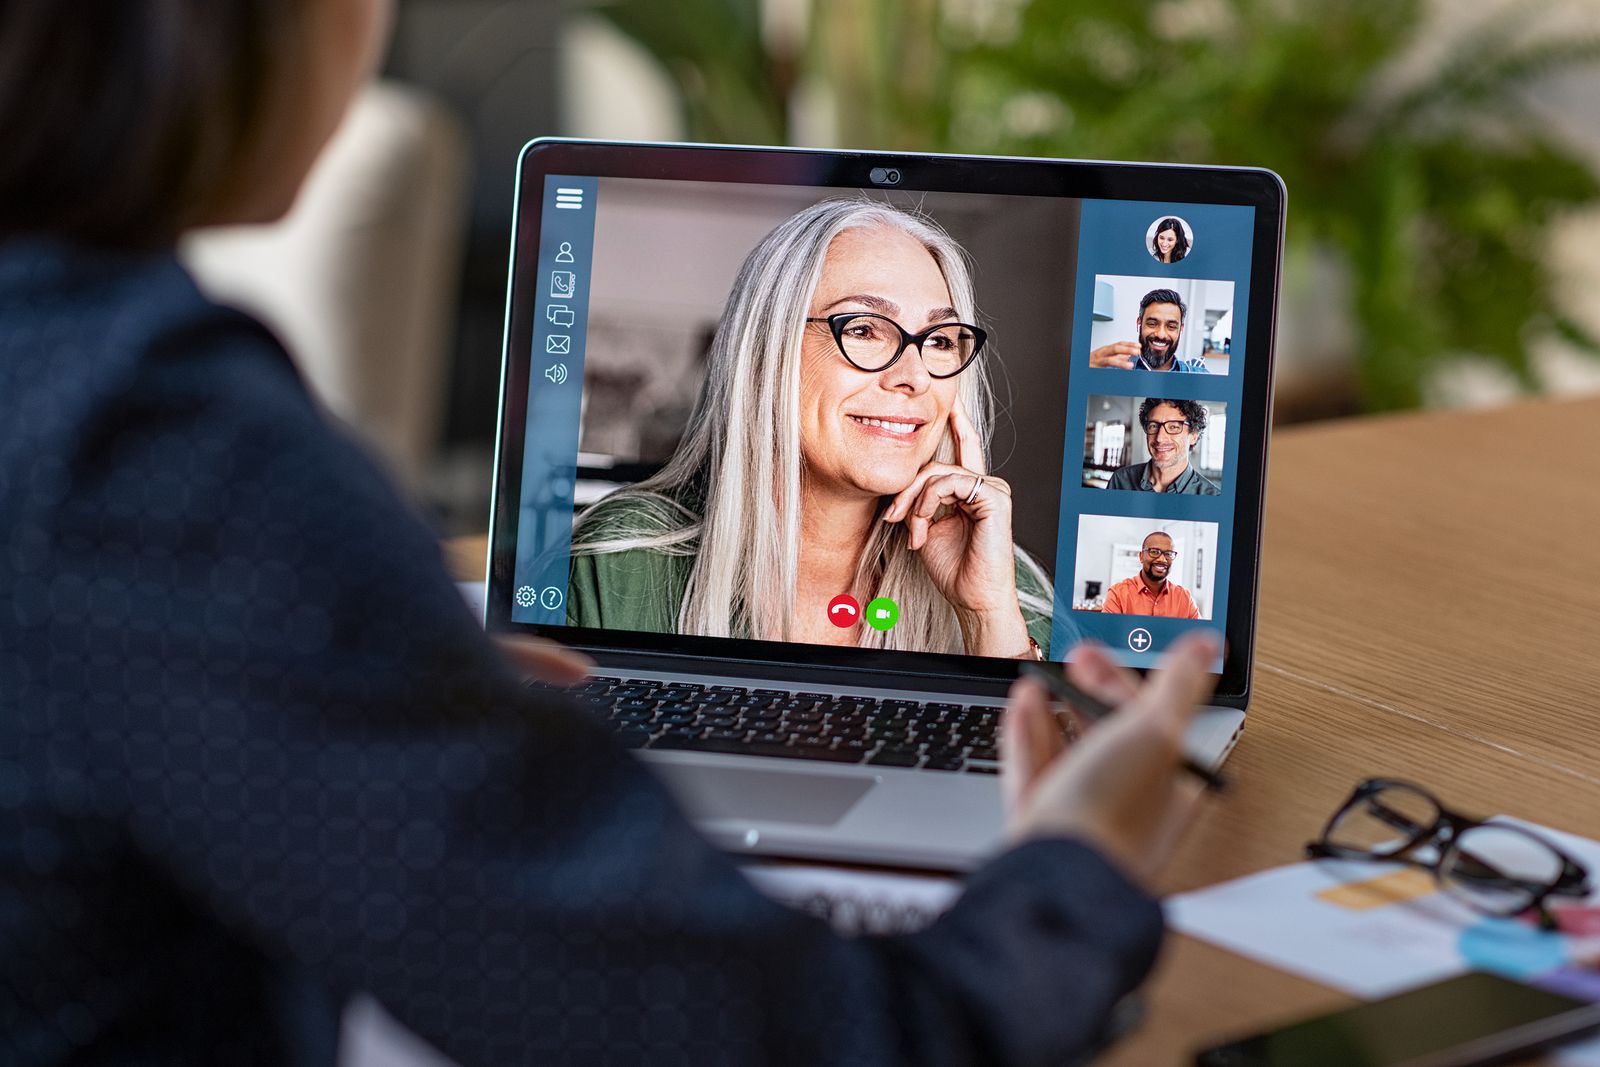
[510,174,1255,668]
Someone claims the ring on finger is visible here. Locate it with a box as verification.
[963,475,984,505]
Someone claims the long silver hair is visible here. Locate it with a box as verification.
[573,197,1050,652]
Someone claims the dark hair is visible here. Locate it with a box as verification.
[1152,217,1190,262]
[1139,396,1208,436]
[0,1,304,248]
[1139,288,1187,322]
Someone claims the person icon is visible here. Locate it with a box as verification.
[555,241,576,264]
[1147,217,1191,264]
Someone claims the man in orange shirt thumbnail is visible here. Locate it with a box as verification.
[1100,532,1202,618]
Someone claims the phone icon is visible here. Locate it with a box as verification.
[550,271,576,299]
[827,594,860,628]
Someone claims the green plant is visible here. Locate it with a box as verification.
[591,0,792,143]
[593,0,1600,411]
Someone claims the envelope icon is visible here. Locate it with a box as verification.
[546,335,571,354]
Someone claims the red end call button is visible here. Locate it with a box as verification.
[827,595,860,628]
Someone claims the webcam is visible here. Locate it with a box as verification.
[869,166,902,186]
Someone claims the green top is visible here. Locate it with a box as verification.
[567,492,1055,657]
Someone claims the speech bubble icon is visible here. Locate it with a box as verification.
[547,305,575,328]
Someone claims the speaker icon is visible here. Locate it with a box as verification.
[545,363,569,385]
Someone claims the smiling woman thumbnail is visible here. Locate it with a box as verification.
[566,198,1053,659]
[1150,217,1189,264]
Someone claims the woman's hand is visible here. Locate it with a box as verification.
[496,635,593,687]
[1001,633,1220,886]
[882,401,1031,657]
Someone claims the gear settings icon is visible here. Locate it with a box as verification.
[515,585,538,608]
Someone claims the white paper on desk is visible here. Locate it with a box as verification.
[1170,818,1600,1066]
[743,864,961,936]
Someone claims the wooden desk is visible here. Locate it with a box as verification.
[1104,394,1600,1065]
[450,394,1600,1065]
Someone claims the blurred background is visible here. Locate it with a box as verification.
[182,0,1600,537]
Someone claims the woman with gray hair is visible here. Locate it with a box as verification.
[569,198,1053,659]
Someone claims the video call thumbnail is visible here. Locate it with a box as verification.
[1145,215,1194,265]
[1086,274,1235,375]
[1072,515,1219,620]
[1082,394,1227,495]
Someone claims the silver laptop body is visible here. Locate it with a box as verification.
[486,140,1282,871]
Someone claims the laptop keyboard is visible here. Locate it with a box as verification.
[535,676,1004,773]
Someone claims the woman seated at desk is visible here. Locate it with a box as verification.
[0,0,1223,1062]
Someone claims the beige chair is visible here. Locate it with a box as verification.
[182,81,470,495]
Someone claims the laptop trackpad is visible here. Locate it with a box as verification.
[655,764,873,826]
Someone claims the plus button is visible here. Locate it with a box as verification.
[1127,628,1153,652]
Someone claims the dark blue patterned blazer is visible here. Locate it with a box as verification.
[0,241,1162,1065]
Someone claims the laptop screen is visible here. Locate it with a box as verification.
[492,144,1279,690]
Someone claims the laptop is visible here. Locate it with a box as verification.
[485,139,1284,870]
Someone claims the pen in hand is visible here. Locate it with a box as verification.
[1021,661,1229,792]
